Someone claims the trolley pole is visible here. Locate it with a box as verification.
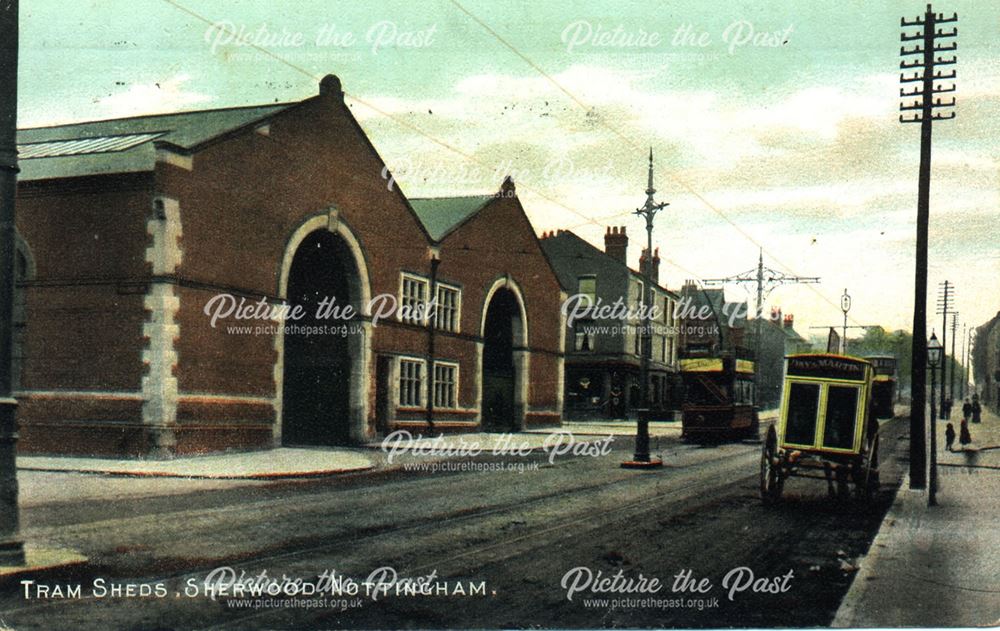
[899,3,957,489]
[622,149,665,469]
[0,0,25,566]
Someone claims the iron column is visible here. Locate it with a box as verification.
[0,0,25,566]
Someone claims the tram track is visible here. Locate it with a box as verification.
[0,442,756,625]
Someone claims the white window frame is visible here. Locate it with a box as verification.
[398,357,426,408]
[577,275,597,307]
[399,273,429,326]
[433,361,459,409]
[434,282,462,333]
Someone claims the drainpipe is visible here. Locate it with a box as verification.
[426,248,440,431]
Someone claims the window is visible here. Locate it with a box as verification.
[636,280,645,307]
[433,362,458,408]
[633,325,641,355]
[823,386,859,449]
[784,382,820,446]
[434,284,460,332]
[577,276,596,307]
[400,274,428,325]
[574,320,594,352]
[399,358,424,407]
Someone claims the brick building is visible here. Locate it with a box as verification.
[13,74,563,456]
[749,309,811,408]
[539,227,680,420]
[973,311,1000,413]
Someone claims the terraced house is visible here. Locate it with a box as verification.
[539,226,681,421]
[12,75,564,456]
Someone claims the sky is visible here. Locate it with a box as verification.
[16,0,1000,339]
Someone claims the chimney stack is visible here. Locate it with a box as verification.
[640,247,661,285]
[783,314,794,329]
[604,226,628,264]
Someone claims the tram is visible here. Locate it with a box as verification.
[865,355,898,419]
[760,353,880,504]
[680,353,759,442]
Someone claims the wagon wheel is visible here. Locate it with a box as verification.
[861,434,880,501]
[760,426,783,505]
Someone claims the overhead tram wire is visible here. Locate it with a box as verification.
[447,0,868,328]
[159,0,640,240]
[159,0,715,284]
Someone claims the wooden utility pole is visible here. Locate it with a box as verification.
[899,3,957,489]
[936,281,955,419]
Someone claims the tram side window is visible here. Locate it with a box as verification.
[785,382,819,446]
[823,385,859,450]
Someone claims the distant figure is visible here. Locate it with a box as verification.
[943,397,953,420]
[960,420,972,447]
[972,396,982,424]
[962,399,973,423]
[945,422,956,452]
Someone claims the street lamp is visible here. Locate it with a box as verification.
[927,331,943,507]
[622,149,665,469]
[840,289,851,354]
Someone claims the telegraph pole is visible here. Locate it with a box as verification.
[949,312,959,402]
[899,3,957,489]
[0,0,25,566]
[959,322,967,399]
[622,148,666,469]
[703,249,819,403]
[936,281,955,419]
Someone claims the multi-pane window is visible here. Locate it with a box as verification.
[577,275,596,307]
[433,362,458,408]
[399,358,424,407]
[574,321,594,352]
[434,284,460,332]
[400,274,428,325]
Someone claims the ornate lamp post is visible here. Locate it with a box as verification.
[927,331,942,506]
[622,149,664,469]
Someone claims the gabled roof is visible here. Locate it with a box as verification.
[16,103,296,181]
[539,229,676,296]
[409,196,491,242]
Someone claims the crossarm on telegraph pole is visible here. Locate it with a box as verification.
[899,3,957,489]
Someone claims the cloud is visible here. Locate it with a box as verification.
[96,73,213,118]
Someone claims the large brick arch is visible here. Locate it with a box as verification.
[274,210,373,444]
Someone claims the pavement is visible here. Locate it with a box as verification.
[833,404,1000,628]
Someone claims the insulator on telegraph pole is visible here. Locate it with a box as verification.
[899,3,957,491]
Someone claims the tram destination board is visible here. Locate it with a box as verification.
[786,356,867,381]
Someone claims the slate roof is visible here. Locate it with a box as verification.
[539,230,676,296]
[409,196,491,241]
[16,103,296,181]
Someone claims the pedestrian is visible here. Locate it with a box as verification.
[945,422,956,452]
[972,396,982,424]
[960,419,972,447]
[962,398,972,422]
[945,397,953,420]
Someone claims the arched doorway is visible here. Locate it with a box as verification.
[481,286,526,431]
[281,229,358,445]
